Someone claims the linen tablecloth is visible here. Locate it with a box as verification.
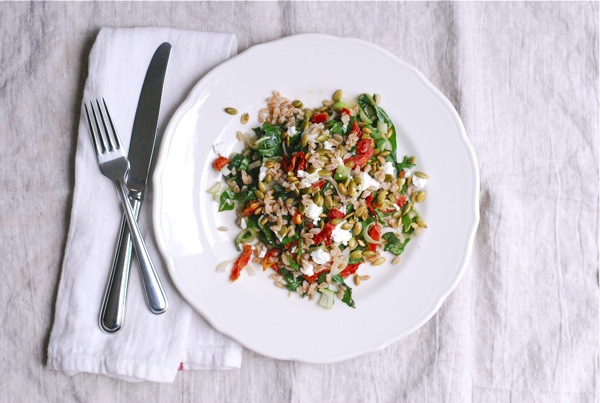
[0,1,597,401]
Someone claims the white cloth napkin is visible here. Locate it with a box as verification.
[47,27,242,382]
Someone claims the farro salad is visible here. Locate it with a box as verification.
[209,90,428,309]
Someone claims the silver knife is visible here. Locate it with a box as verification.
[100,42,171,333]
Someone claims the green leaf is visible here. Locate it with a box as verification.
[331,274,356,308]
[280,268,303,291]
[382,232,410,256]
[341,287,356,308]
[330,121,345,135]
[281,233,299,246]
[257,122,283,158]
[396,155,416,171]
[218,190,235,212]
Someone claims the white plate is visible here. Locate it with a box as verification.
[153,34,479,363]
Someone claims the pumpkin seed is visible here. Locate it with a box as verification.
[324,195,333,210]
[376,190,388,204]
[265,174,273,184]
[260,216,269,225]
[338,183,348,195]
[350,250,363,260]
[402,203,412,215]
[278,226,288,237]
[333,89,343,102]
[353,274,361,286]
[298,204,306,214]
[292,100,303,109]
[416,217,427,228]
[318,169,330,177]
[416,190,427,203]
[293,189,300,197]
[372,257,386,266]
[408,156,416,165]
[348,237,357,249]
[384,174,394,183]
[379,150,390,158]
[348,181,357,197]
[241,113,249,124]
[362,251,375,258]
[313,193,324,206]
[258,181,267,193]
[415,171,429,179]
[361,209,369,220]
[362,127,372,135]
[331,218,343,226]
[301,133,310,147]
[304,108,313,120]
[353,222,362,235]
[224,107,238,115]
[355,205,366,217]
[341,222,354,230]
[301,119,310,132]
[254,190,265,200]
[357,239,366,247]
[316,133,329,142]
[254,207,263,215]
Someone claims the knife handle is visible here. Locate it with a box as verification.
[100,195,168,333]
[100,206,135,333]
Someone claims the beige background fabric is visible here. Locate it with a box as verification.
[1,2,597,402]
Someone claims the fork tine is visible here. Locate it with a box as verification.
[101,98,122,151]
[84,103,103,157]
[90,100,110,154]
[95,99,113,152]
[97,99,118,152]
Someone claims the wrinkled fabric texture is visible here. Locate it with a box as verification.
[46,27,242,382]
[0,1,597,401]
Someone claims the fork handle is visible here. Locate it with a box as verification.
[114,181,168,315]
[99,199,141,333]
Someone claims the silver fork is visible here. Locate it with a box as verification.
[85,99,168,323]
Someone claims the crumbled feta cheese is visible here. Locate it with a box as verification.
[258,164,268,182]
[359,172,380,192]
[412,175,428,190]
[382,161,396,176]
[240,218,247,229]
[310,249,331,265]
[288,125,297,137]
[301,262,314,277]
[331,224,352,246]
[258,248,267,258]
[335,157,345,167]
[297,170,320,186]
[323,141,334,150]
[305,202,323,225]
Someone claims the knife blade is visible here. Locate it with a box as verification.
[100,42,171,333]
